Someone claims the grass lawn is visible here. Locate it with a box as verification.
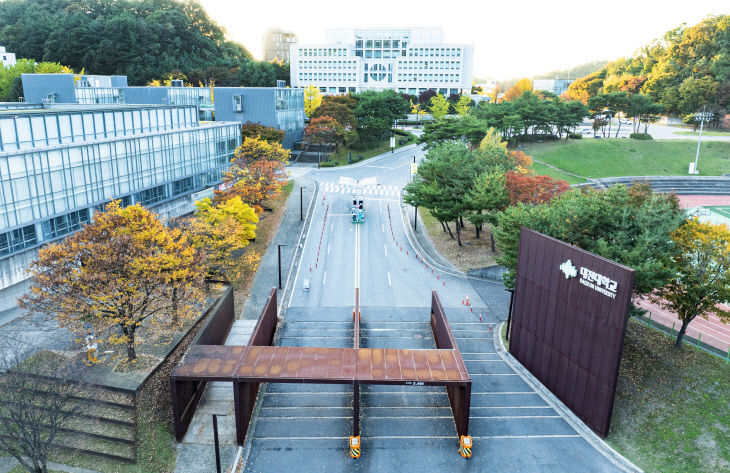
[520,139,730,178]
[674,130,730,137]
[324,132,417,166]
[530,161,587,184]
[608,319,730,473]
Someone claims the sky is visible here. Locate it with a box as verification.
[200,0,729,80]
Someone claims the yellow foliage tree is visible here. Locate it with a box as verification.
[455,95,471,117]
[410,100,427,121]
[504,78,533,101]
[652,218,730,347]
[304,84,322,118]
[19,201,205,362]
[429,93,450,120]
[184,197,259,282]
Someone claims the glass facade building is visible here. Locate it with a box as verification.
[0,104,240,258]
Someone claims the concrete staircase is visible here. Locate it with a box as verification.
[582,176,730,195]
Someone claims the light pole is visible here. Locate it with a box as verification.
[212,414,226,473]
[693,105,707,174]
[300,186,306,221]
[277,244,286,289]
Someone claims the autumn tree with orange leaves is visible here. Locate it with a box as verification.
[215,137,289,210]
[504,172,570,205]
[19,201,205,362]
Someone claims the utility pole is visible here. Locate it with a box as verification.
[414,206,418,231]
[277,244,286,289]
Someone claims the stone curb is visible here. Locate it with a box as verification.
[396,189,503,285]
[493,323,644,473]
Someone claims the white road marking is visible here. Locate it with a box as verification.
[387,272,392,287]
[384,244,388,257]
[331,223,333,231]
[382,223,384,233]
[327,243,331,255]
[323,271,326,286]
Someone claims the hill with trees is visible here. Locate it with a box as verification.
[565,15,730,123]
[0,0,287,86]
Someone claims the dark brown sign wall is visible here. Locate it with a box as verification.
[509,228,635,437]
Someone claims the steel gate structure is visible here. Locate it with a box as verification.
[170,289,472,455]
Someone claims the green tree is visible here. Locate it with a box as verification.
[429,93,450,119]
[678,76,718,115]
[311,95,357,131]
[495,184,685,300]
[240,122,285,143]
[653,219,730,347]
[465,171,509,248]
[353,90,409,147]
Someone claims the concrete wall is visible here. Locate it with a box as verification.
[21,74,76,103]
[0,193,199,313]
[214,87,304,149]
[124,87,169,105]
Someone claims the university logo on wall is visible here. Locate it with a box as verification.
[559,259,619,299]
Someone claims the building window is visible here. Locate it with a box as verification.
[173,176,197,196]
[41,208,91,240]
[232,95,243,112]
[0,225,38,256]
[136,185,167,206]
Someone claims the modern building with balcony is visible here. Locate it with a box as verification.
[0,102,241,312]
[21,74,305,148]
[290,27,474,96]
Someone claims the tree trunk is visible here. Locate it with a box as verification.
[474,224,480,239]
[123,326,137,362]
[675,319,691,348]
[490,231,495,253]
[171,287,179,325]
[440,221,447,233]
[459,216,465,228]
[455,219,462,246]
[444,221,454,239]
[615,118,621,138]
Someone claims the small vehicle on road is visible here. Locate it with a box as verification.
[352,195,364,223]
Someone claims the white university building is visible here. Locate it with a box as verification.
[290,27,473,96]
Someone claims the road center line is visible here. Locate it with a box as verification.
[384,244,388,257]
[323,271,326,286]
[387,272,392,287]
[327,243,330,255]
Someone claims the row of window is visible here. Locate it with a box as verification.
[298,61,357,70]
[397,73,461,83]
[0,123,239,230]
[298,73,461,84]
[0,106,198,152]
[355,39,408,49]
[298,73,357,82]
[0,171,224,257]
[355,50,406,58]
[299,48,347,57]
[398,60,461,70]
[408,48,462,58]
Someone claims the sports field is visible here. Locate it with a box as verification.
[706,205,730,219]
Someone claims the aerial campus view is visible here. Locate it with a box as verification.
[0,1,729,472]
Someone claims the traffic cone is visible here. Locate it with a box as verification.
[489,325,493,332]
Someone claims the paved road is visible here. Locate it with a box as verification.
[241,147,630,472]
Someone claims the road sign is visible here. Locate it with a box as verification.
[410,162,418,175]
[390,136,395,148]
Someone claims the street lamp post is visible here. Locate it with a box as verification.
[693,105,707,174]
[212,414,226,473]
[300,186,306,221]
[278,244,286,289]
